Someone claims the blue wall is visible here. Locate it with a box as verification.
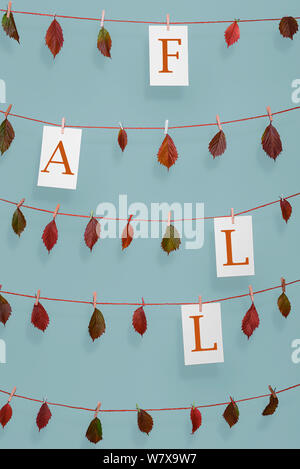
[0,0,300,449]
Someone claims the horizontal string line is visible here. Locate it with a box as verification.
[1,279,299,306]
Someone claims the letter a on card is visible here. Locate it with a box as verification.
[38,126,82,190]
[214,216,255,277]
[181,303,224,365]
[149,26,189,86]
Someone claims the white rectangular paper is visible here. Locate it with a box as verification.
[37,126,82,190]
[181,303,224,366]
[214,216,255,278]
[149,25,189,86]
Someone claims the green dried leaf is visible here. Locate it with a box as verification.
[277,292,291,318]
[12,207,26,237]
[0,118,15,155]
[161,224,181,255]
[88,308,106,341]
[86,417,103,444]
[2,12,20,43]
[97,27,112,57]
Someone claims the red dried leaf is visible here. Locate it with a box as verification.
[209,130,227,158]
[84,217,100,251]
[0,403,12,428]
[45,19,64,58]
[225,21,240,47]
[122,222,134,250]
[118,128,128,152]
[132,306,147,336]
[261,123,283,160]
[157,134,178,169]
[280,198,292,223]
[242,302,260,339]
[42,219,58,253]
[31,302,50,332]
[97,27,112,57]
[0,294,12,326]
[279,17,299,39]
[137,408,153,435]
[36,402,52,431]
[223,398,239,428]
[190,406,202,434]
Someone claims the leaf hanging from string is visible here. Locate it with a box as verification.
[132,306,147,336]
[279,17,299,39]
[2,11,19,43]
[88,308,106,341]
[86,417,103,444]
[118,128,128,152]
[31,302,50,332]
[45,18,64,58]
[161,224,181,255]
[122,220,134,250]
[12,207,26,237]
[84,216,101,251]
[225,21,240,47]
[36,402,52,431]
[157,134,178,169]
[280,198,292,223]
[261,123,283,160]
[223,398,239,428]
[0,118,15,155]
[42,219,58,253]
[190,406,202,434]
[0,402,12,428]
[209,129,227,158]
[242,302,260,339]
[277,292,291,318]
[0,294,12,326]
[262,390,279,416]
[97,27,112,57]
[137,408,153,435]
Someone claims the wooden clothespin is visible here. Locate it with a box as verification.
[268,385,277,399]
[61,117,65,135]
[119,122,123,130]
[198,296,202,313]
[35,289,41,306]
[281,277,286,293]
[166,14,170,31]
[93,292,97,309]
[53,204,60,219]
[5,104,12,119]
[7,1,12,18]
[231,208,235,224]
[216,114,222,131]
[100,10,105,28]
[17,198,25,208]
[266,106,273,123]
[249,285,254,303]
[7,386,16,403]
[164,119,169,135]
[167,211,171,226]
[94,402,101,419]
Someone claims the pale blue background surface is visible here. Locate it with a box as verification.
[0,0,300,449]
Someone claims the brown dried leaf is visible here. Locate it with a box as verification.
[262,393,279,416]
[0,118,15,155]
[137,408,153,435]
[118,128,128,152]
[45,18,64,58]
[161,224,181,255]
[97,27,112,57]
[279,17,299,39]
[12,207,26,237]
[0,294,12,326]
[132,306,147,336]
[261,123,282,160]
[84,217,100,251]
[277,292,291,318]
[209,130,227,158]
[86,417,103,444]
[88,308,106,341]
[157,134,178,169]
[223,398,239,428]
[280,198,292,223]
[2,11,19,43]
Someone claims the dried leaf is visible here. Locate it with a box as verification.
[2,11,19,43]
[97,27,112,58]
[225,21,240,47]
[279,17,299,39]
[88,308,106,341]
[0,118,15,155]
[42,219,58,253]
[31,302,50,332]
[137,408,153,435]
[132,306,147,336]
[261,123,282,160]
[242,302,260,339]
[45,18,64,58]
[280,198,292,223]
[262,393,279,416]
[122,222,134,250]
[36,402,52,431]
[86,417,103,444]
[118,128,128,152]
[161,224,181,255]
[157,134,178,169]
[0,402,12,428]
[190,406,202,434]
[209,130,227,158]
[277,292,291,318]
[12,207,26,237]
[0,294,12,326]
[84,217,100,251]
[223,398,239,428]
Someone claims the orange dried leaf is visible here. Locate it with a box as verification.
[157,134,178,169]
[225,21,240,47]
[118,128,128,152]
[122,222,134,250]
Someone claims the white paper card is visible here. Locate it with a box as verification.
[181,303,224,366]
[214,216,255,278]
[37,126,82,190]
[149,25,189,86]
